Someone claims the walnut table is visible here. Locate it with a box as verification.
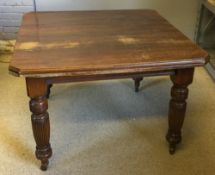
[9,10,209,170]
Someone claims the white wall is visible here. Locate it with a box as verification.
[36,0,200,40]
[0,0,33,39]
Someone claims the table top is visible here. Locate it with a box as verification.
[9,10,209,77]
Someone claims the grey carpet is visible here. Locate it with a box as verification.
[0,62,215,175]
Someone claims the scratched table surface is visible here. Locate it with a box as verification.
[9,10,208,77]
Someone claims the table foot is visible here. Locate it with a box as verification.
[169,145,176,155]
[133,77,143,92]
[166,130,181,155]
[35,144,52,171]
[40,159,49,171]
[167,68,194,154]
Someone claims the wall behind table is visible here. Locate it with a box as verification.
[0,0,33,39]
[1,0,200,40]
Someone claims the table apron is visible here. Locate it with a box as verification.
[45,70,175,84]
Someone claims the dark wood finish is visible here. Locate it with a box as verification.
[9,10,209,170]
[46,84,53,99]
[166,68,194,154]
[46,70,174,85]
[9,10,208,77]
[133,77,143,92]
[26,78,52,171]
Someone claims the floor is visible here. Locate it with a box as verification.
[0,59,215,175]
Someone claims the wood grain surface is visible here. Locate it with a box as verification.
[9,10,209,77]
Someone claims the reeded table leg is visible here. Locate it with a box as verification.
[166,68,194,154]
[133,77,143,92]
[26,78,52,171]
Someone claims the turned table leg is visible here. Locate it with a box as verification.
[166,68,194,154]
[26,78,52,171]
[133,77,143,92]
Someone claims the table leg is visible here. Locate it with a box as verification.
[26,78,52,171]
[133,77,143,92]
[166,68,194,154]
[46,84,53,99]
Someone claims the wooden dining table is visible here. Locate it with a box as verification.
[9,10,209,171]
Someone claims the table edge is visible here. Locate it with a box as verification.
[8,56,209,78]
